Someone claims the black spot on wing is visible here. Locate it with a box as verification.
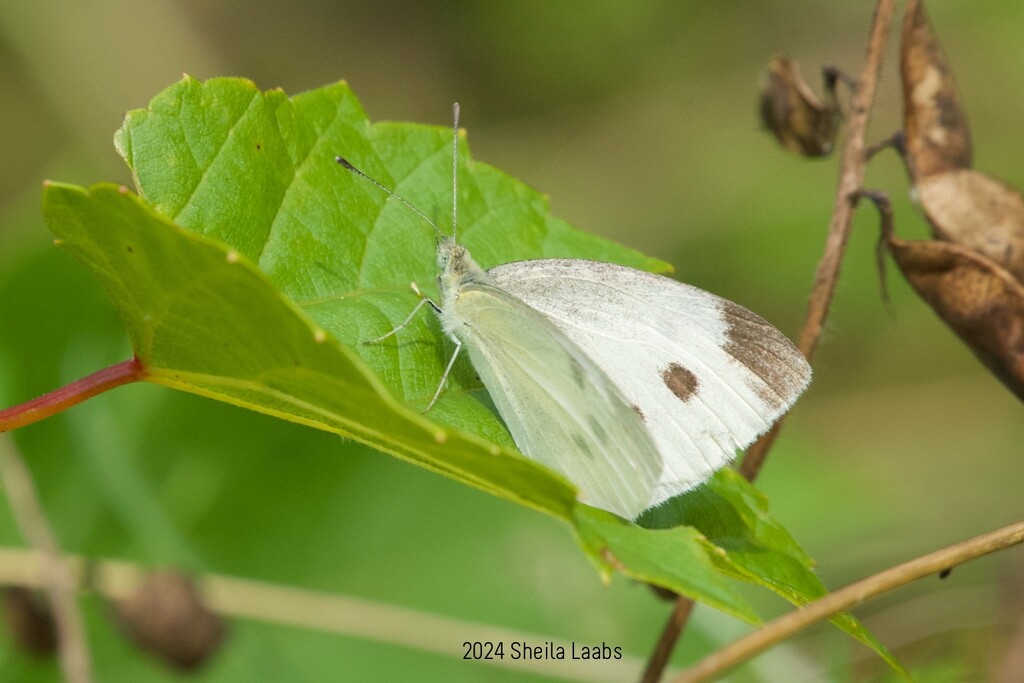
[661,363,700,402]
[631,404,646,422]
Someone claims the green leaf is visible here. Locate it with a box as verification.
[39,76,901,662]
[42,179,760,622]
[574,506,760,624]
[42,74,778,621]
[113,75,666,430]
[640,469,907,676]
[42,182,576,519]
[104,75,674,514]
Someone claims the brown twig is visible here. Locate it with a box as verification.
[673,520,1024,682]
[849,188,895,306]
[0,435,93,683]
[640,3,898,681]
[864,130,907,161]
[740,0,896,482]
[641,598,695,683]
[0,357,143,432]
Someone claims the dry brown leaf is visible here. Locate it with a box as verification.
[759,55,841,157]
[115,570,226,671]
[1,587,57,657]
[901,0,972,178]
[916,170,1024,282]
[887,232,1024,400]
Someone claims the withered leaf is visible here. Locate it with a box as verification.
[887,233,1024,401]
[759,55,841,157]
[915,170,1024,282]
[901,0,972,178]
[115,571,226,671]
[2,587,57,657]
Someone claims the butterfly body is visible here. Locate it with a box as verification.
[434,237,811,519]
[338,106,810,521]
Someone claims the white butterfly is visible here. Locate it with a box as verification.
[339,105,811,520]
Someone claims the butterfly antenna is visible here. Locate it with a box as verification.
[451,102,460,241]
[335,156,446,241]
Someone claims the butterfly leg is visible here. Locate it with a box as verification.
[423,337,462,414]
[364,282,441,344]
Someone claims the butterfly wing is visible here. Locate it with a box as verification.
[487,259,811,507]
[448,281,663,519]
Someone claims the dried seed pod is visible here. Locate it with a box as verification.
[886,233,1024,400]
[115,571,225,671]
[759,55,841,157]
[915,170,1024,282]
[2,587,57,657]
[901,0,972,178]
[890,2,1024,399]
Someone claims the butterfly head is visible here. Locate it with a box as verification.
[437,236,486,300]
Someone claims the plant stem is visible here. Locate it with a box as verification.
[672,521,1024,683]
[640,2,897,681]
[0,546,651,683]
[0,357,143,432]
[642,599,695,683]
[0,436,93,683]
[740,0,896,482]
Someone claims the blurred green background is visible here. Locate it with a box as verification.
[0,1,1021,680]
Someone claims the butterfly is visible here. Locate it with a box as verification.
[338,104,811,520]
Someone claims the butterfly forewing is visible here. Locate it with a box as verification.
[451,281,663,519]
[488,259,811,507]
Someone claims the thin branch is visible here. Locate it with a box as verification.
[672,521,1024,683]
[0,436,92,683]
[0,357,144,432]
[642,599,695,683]
[641,3,898,681]
[740,0,897,482]
[0,546,661,683]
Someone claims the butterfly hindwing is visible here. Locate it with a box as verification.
[450,280,663,519]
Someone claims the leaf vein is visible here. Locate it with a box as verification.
[171,90,261,222]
